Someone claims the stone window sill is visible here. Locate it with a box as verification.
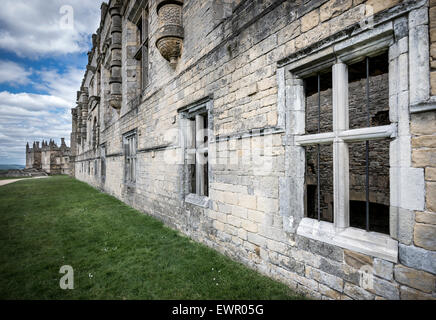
[185,193,210,208]
[296,218,398,263]
[124,182,136,190]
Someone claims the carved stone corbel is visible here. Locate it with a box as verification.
[156,0,184,68]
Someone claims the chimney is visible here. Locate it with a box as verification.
[61,138,66,147]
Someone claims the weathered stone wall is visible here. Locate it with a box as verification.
[430,0,436,94]
[411,112,436,250]
[26,143,41,170]
[40,142,72,175]
[71,0,435,300]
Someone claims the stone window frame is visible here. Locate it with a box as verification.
[296,58,396,220]
[123,129,138,185]
[133,6,149,91]
[179,99,213,208]
[278,7,429,263]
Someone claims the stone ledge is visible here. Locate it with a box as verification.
[185,193,210,208]
[297,218,398,263]
[410,98,436,114]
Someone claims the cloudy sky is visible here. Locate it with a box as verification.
[0,0,103,165]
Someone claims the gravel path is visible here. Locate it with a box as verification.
[0,176,49,187]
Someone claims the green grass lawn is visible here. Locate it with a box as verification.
[0,176,302,300]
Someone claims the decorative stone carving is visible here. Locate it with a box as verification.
[71,108,80,145]
[156,0,184,68]
[109,0,123,110]
[80,89,89,140]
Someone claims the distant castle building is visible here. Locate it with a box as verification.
[26,138,72,175]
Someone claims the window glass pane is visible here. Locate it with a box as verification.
[305,144,333,223]
[304,71,333,134]
[349,139,390,234]
[349,52,389,130]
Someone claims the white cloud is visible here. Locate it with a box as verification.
[0,91,70,111]
[0,0,102,58]
[0,107,72,165]
[0,65,84,164]
[0,1,99,164]
[36,67,85,104]
[0,60,32,85]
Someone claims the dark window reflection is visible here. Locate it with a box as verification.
[305,144,334,223]
[349,139,390,234]
[348,52,390,130]
[305,71,333,134]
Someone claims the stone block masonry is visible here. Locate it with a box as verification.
[71,0,436,300]
[26,138,71,175]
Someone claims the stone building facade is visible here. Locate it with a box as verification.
[71,0,436,299]
[25,141,42,170]
[26,138,71,175]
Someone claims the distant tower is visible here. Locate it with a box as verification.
[25,141,42,169]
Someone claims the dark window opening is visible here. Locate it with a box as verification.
[349,52,390,130]
[189,163,196,195]
[305,144,334,223]
[187,111,209,197]
[306,185,317,220]
[135,10,149,91]
[124,133,137,184]
[349,139,390,234]
[350,201,390,234]
[137,20,142,44]
[304,71,333,135]
[101,146,106,184]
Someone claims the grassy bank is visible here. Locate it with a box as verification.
[0,176,302,300]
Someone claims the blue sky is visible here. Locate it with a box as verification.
[0,0,103,165]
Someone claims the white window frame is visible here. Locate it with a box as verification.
[278,15,428,263]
